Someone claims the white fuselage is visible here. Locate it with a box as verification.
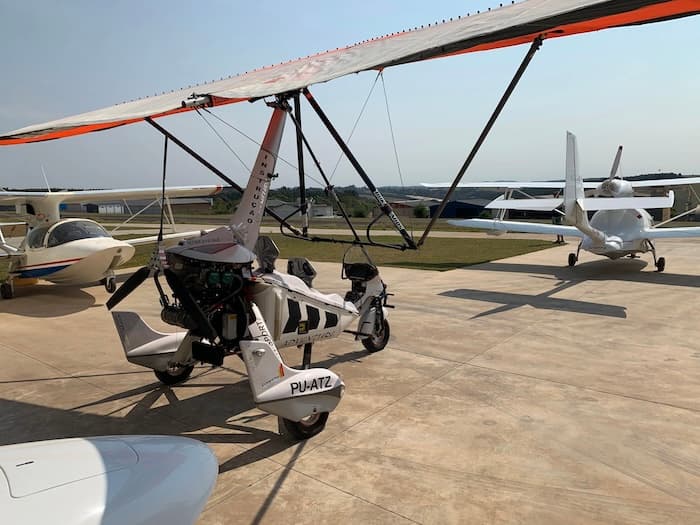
[0,435,217,525]
[582,208,653,259]
[9,219,135,284]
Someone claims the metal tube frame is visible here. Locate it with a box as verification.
[418,36,543,247]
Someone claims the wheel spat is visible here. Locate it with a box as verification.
[163,268,217,341]
[106,266,151,310]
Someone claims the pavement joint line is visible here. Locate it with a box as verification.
[304,442,700,513]
[464,362,700,415]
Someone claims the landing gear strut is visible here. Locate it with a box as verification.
[102,274,117,293]
[567,243,581,267]
[646,240,665,272]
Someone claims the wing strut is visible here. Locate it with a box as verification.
[144,117,302,237]
[303,88,417,250]
[418,36,543,247]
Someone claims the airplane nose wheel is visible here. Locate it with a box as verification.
[655,256,666,272]
[567,253,578,267]
[103,276,117,294]
[282,412,329,440]
[0,281,14,299]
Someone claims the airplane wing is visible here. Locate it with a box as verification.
[485,194,675,210]
[422,181,599,190]
[449,218,584,237]
[643,226,700,239]
[2,0,697,145]
[629,177,700,188]
[0,185,222,205]
[122,229,212,246]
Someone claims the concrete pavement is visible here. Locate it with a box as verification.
[1,238,699,523]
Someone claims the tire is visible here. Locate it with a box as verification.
[567,253,577,267]
[362,318,390,353]
[104,277,117,294]
[154,365,194,385]
[656,257,666,273]
[282,412,329,440]
[0,282,13,300]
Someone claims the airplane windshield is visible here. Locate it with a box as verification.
[47,221,110,248]
[26,226,50,249]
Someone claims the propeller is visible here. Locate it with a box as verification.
[608,145,623,180]
[106,136,170,310]
[106,266,151,310]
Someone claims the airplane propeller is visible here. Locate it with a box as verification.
[597,145,624,197]
[608,145,623,180]
[107,136,171,310]
[105,265,151,310]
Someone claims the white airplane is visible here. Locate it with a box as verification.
[431,132,700,271]
[0,185,221,298]
[1,435,218,525]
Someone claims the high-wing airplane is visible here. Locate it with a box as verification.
[1,0,697,439]
[436,132,700,271]
[0,185,221,298]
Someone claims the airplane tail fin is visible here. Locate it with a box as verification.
[564,131,585,223]
[563,132,605,243]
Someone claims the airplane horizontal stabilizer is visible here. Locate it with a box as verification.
[449,218,583,237]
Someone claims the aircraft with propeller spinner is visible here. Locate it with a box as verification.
[429,132,700,272]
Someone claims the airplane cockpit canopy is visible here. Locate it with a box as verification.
[25,226,50,249]
[45,220,109,248]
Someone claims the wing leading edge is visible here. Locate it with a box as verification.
[449,218,584,237]
[2,0,698,145]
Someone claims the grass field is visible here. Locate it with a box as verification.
[0,234,556,281]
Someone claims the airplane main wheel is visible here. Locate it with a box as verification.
[104,276,117,294]
[0,282,13,299]
[154,365,194,386]
[282,412,329,440]
[656,257,666,273]
[567,253,577,267]
[362,319,390,353]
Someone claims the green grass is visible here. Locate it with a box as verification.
[0,235,555,280]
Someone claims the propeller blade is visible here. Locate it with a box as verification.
[608,145,623,180]
[106,266,150,310]
[163,268,217,341]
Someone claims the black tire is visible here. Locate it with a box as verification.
[362,318,390,353]
[282,412,329,440]
[154,365,194,385]
[568,253,577,267]
[104,277,117,294]
[0,282,13,299]
[656,257,666,273]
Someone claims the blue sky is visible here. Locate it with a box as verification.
[1,1,699,190]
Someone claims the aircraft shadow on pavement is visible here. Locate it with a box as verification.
[0,349,368,473]
[468,259,700,288]
[0,286,96,317]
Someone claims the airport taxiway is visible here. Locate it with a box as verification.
[1,238,699,524]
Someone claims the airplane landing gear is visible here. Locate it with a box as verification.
[656,256,666,272]
[568,253,577,267]
[282,412,329,440]
[362,318,390,353]
[0,280,14,299]
[154,364,194,385]
[102,274,117,293]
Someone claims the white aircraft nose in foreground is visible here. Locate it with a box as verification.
[435,132,700,272]
[0,435,218,525]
